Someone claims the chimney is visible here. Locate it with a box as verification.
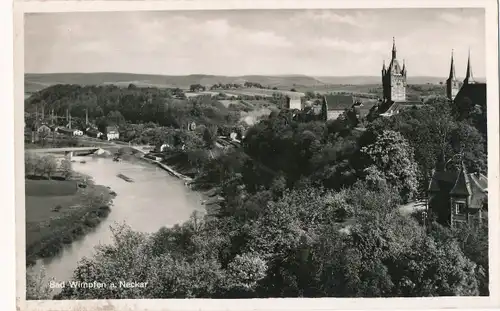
[51,109,54,124]
[41,103,45,120]
[69,113,72,129]
[85,109,89,125]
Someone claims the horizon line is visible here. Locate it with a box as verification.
[24,71,487,79]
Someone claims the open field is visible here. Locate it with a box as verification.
[25,73,326,93]
[25,178,113,265]
[25,179,78,197]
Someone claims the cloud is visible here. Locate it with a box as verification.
[295,10,378,29]
[246,30,292,47]
[24,9,486,77]
[75,40,112,53]
[439,12,480,25]
[312,37,386,53]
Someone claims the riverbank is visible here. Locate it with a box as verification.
[25,170,115,267]
[139,155,193,183]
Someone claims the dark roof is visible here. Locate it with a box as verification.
[86,128,102,135]
[57,127,74,134]
[450,167,472,196]
[323,94,355,111]
[429,168,487,210]
[106,126,119,132]
[454,83,486,108]
[429,171,459,193]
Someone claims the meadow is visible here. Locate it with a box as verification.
[25,175,113,266]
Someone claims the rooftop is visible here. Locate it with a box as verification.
[323,94,355,111]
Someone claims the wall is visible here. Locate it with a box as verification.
[327,110,343,120]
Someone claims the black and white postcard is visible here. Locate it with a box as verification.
[12,0,500,310]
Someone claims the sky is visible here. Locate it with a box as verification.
[24,8,486,77]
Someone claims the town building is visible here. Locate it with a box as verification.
[154,143,169,153]
[86,128,103,139]
[36,124,52,134]
[451,51,487,112]
[382,37,407,104]
[285,96,305,110]
[56,127,76,136]
[105,126,120,141]
[375,38,425,117]
[428,162,488,229]
[321,94,356,120]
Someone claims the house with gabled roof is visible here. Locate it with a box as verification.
[105,126,120,141]
[428,161,487,229]
[322,94,356,120]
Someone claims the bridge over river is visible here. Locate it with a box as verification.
[29,145,153,157]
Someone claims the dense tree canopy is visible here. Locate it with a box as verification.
[27,83,488,299]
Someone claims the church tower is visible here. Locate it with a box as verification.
[463,49,476,85]
[382,37,407,103]
[446,50,460,101]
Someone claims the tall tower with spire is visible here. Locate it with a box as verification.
[446,50,460,101]
[382,37,407,103]
[463,49,476,85]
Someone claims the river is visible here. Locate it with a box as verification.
[33,156,205,284]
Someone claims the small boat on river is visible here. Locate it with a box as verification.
[117,173,134,182]
[113,156,121,162]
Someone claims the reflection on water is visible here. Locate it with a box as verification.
[33,156,205,283]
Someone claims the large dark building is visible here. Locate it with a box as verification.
[446,49,486,108]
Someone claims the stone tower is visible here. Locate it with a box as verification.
[382,37,407,103]
[463,49,476,85]
[446,50,460,101]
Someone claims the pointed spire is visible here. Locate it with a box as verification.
[402,59,406,73]
[448,49,456,80]
[392,37,397,59]
[464,48,475,84]
[382,60,386,71]
[451,161,472,196]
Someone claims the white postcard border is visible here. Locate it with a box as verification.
[11,0,500,310]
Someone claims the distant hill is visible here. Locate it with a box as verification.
[25,72,486,94]
[314,76,486,85]
[24,73,326,93]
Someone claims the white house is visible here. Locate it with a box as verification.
[106,126,120,141]
[286,96,304,110]
[73,129,84,136]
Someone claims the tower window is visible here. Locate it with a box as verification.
[455,202,467,214]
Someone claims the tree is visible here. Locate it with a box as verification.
[106,110,126,126]
[25,152,37,176]
[27,265,54,300]
[37,155,58,179]
[359,130,419,202]
[60,159,72,179]
[202,125,218,149]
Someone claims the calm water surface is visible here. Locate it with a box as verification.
[34,156,205,283]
